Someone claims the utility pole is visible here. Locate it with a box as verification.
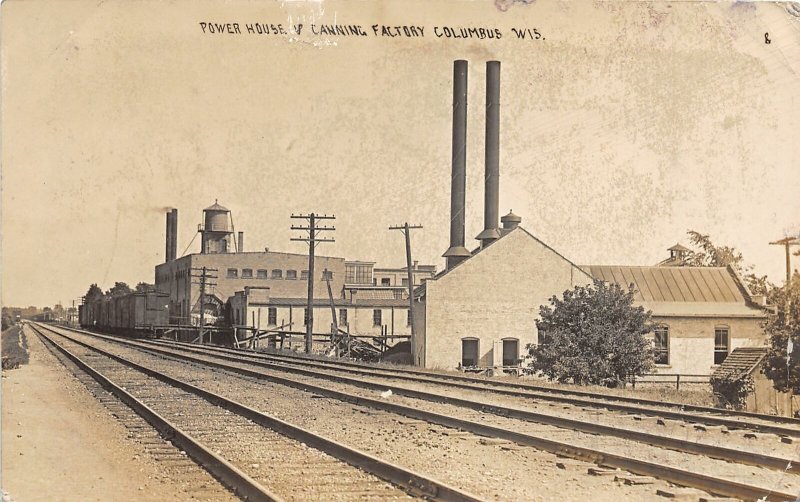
[389,223,423,342]
[769,236,799,286]
[191,266,218,344]
[291,213,335,353]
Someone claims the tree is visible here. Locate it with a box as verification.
[135,282,155,293]
[106,282,133,297]
[684,230,771,296]
[527,280,655,387]
[762,272,800,396]
[85,283,104,301]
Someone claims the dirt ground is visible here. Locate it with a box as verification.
[1,325,215,502]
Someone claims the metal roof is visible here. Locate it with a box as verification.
[583,265,747,303]
[204,201,229,212]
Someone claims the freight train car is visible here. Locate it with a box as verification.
[80,291,170,337]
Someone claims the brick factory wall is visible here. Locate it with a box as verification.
[155,252,346,323]
[420,228,592,370]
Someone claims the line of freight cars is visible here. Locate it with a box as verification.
[79,291,170,337]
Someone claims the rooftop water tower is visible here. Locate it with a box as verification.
[198,200,233,254]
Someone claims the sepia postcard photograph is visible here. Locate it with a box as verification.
[2,0,799,500]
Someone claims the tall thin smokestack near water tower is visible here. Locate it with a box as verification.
[166,208,178,262]
[477,61,501,247]
[238,231,244,253]
[443,59,471,270]
[165,211,173,262]
[170,209,178,260]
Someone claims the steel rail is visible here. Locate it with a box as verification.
[143,336,800,439]
[168,337,800,426]
[31,325,283,502]
[34,323,484,502]
[141,341,800,474]
[41,324,798,502]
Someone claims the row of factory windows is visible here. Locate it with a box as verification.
[536,325,732,367]
[652,325,732,366]
[234,307,411,328]
[462,326,733,369]
[461,338,520,368]
[227,268,309,280]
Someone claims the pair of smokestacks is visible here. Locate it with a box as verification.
[165,209,178,262]
[443,60,501,270]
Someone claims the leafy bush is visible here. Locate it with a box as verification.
[710,373,755,409]
[527,280,655,387]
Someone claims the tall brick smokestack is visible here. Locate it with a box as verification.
[171,209,178,260]
[476,61,501,247]
[443,60,471,269]
[238,231,244,253]
[165,209,178,262]
[165,211,173,262]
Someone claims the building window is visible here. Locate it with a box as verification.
[537,326,550,345]
[462,338,479,367]
[339,309,348,326]
[714,327,730,365]
[502,338,520,366]
[373,309,382,327]
[227,268,238,279]
[271,269,283,279]
[402,278,409,287]
[268,307,277,325]
[380,278,391,286]
[257,269,268,279]
[242,269,253,279]
[654,326,669,365]
[301,270,309,280]
[286,270,297,280]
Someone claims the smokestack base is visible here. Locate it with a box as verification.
[476,228,501,243]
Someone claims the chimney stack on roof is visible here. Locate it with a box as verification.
[476,61,502,248]
[165,208,178,262]
[443,60,471,270]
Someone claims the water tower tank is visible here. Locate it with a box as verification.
[204,201,230,232]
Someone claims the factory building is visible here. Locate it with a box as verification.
[155,202,346,326]
[585,264,767,375]
[228,260,436,345]
[412,59,768,375]
[156,202,435,348]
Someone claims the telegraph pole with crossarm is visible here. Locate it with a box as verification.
[291,213,335,353]
[389,223,423,342]
[191,266,218,344]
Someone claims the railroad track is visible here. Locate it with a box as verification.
[38,323,800,501]
[30,323,481,502]
[155,337,800,434]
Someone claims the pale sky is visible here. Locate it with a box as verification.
[2,0,799,308]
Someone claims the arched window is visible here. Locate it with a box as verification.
[653,325,669,365]
[502,338,520,367]
[461,337,479,367]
